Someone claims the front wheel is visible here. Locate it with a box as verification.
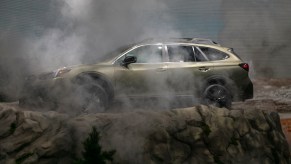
[71,83,109,113]
[202,84,232,108]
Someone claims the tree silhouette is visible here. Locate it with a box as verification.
[76,126,115,164]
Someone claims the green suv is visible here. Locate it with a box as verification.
[20,38,253,111]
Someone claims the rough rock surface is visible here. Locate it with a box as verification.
[0,105,290,164]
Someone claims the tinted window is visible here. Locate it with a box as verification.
[125,45,163,63]
[194,47,207,62]
[199,47,229,61]
[167,46,195,62]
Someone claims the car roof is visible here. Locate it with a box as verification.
[138,38,220,46]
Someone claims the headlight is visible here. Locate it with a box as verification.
[55,67,71,77]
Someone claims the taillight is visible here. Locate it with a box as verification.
[239,63,249,72]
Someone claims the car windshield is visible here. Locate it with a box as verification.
[97,44,133,63]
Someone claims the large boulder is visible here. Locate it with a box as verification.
[0,104,289,163]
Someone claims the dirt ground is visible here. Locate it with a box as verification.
[231,78,291,112]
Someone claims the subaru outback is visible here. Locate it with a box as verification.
[20,38,253,112]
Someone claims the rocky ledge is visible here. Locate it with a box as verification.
[0,105,290,163]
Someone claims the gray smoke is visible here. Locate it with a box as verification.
[0,0,181,100]
[0,34,28,100]
[26,0,181,71]
[218,0,291,78]
[1,0,291,102]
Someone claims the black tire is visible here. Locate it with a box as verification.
[202,84,232,108]
[72,82,109,113]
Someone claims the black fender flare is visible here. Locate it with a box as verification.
[73,72,115,101]
[202,75,238,99]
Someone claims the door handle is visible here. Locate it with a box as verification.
[198,67,210,72]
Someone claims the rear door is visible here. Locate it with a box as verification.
[197,46,248,99]
[114,44,169,97]
[197,46,242,80]
[165,44,214,96]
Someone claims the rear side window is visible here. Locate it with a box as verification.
[198,47,229,61]
[167,46,195,62]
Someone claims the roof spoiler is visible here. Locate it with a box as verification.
[227,48,234,53]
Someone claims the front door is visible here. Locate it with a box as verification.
[114,44,168,98]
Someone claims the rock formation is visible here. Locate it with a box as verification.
[0,104,290,163]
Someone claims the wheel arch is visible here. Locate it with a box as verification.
[205,75,228,86]
[74,72,115,100]
[203,75,237,99]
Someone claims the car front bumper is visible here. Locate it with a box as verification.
[20,75,73,105]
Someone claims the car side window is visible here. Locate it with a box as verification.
[167,46,195,62]
[198,47,229,61]
[194,47,207,62]
[125,45,163,63]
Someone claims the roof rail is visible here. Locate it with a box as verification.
[139,38,220,45]
[190,38,219,45]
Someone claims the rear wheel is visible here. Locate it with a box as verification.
[202,84,232,108]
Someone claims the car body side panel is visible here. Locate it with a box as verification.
[165,62,214,96]
[114,63,168,97]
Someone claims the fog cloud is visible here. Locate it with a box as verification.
[0,0,181,99]
[218,0,291,77]
[1,0,291,101]
[35,0,181,68]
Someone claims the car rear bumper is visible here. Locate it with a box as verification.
[242,82,253,100]
[233,81,253,102]
[244,82,254,100]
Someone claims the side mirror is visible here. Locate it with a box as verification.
[122,56,137,68]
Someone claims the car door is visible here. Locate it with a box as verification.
[165,44,214,97]
[114,44,169,98]
[197,46,237,77]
